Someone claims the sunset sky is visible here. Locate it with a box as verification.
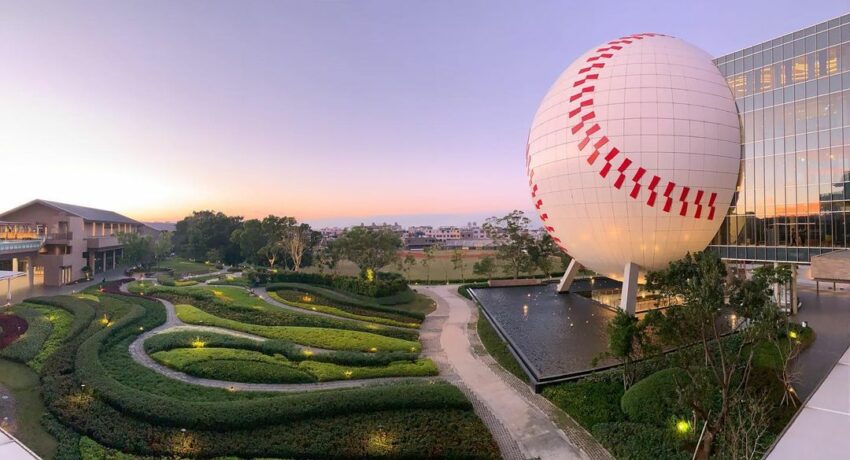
[1,0,846,226]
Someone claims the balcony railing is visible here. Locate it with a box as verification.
[46,232,73,241]
[0,239,44,254]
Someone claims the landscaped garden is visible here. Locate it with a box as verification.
[0,265,500,458]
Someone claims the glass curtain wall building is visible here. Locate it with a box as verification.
[710,14,850,263]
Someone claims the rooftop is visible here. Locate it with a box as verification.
[0,199,142,226]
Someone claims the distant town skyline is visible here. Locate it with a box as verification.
[2,0,846,223]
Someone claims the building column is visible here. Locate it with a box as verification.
[103,252,108,273]
[620,262,640,316]
[26,257,33,287]
[557,259,582,293]
[11,257,18,272]
[5,277,11,306]
[791,264,799,315]
[112,250,117,269]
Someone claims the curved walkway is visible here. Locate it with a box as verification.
[419,285,609,460]
[123,283,435,392]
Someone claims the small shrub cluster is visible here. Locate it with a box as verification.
[620,368,687,426]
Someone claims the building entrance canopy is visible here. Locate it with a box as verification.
[0,270,26,306]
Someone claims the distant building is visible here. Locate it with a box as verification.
[405,237,439,250]
[0,199,144,286]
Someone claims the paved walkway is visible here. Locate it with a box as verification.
[419,285,600,460]
[124,284,435,392]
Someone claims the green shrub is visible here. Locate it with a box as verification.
[591,422,688,460]
[176,304,420,352]
[269,290,420,328]
[621,368,687,426]
[458,283,488,299]
[180,360,316,384]
[156,273,198,287]
[29,306,73,371]
[0,306,52,363]
[542,380,626,429]
[297,359,438,381]
[262,271,409,298]
[266,282,424,318]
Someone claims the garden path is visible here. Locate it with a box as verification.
[419,284,610,460]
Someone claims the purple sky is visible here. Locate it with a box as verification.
[1,0,846,226]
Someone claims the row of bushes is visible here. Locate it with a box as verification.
[0,306,51,363]
[144,330,419,367]
[269,290,420,328]
[250,270,410,298]
[151,346,438,383]
[155,273,198,287]
[176,304,420,352]
[131,282,420,341]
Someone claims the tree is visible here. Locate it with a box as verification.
[173,211,243,264]
[400,254,416,280]
[118,232,154,268]
[644,251,784,460]
[420,246,436,283]
[153,231,173,262]
[472,255,497,280]
[527,233,558,279]
[284,223,312,272]
[482,210,534,279]
[316,246,339,275]
[450,249,466,283]
[596,310,657,390]
[329,226,401,278]
[230,219,266,265]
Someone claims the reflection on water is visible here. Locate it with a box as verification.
[472,283,620,380]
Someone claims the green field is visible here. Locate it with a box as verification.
[304,249,566,282]
[154,257,218,276]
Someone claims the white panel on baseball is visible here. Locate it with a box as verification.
[526,33,741,280]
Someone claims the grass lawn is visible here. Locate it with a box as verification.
[476,310,527,381]
[155,257,218,276]
[303,249,566,282]
[175,304,420,352]
[0,359,57,459]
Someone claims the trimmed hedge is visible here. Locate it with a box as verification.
[156,273,198,287]
[266,282,425,319]
[621,368,687,426]
[144,330,419,367]
[152,348,316,384]
[254,270,409,298]
[176,304,420,352]
[128,282,420,341]
[0,307,52,363]
[269,290,420,328]
[298,359,438,382]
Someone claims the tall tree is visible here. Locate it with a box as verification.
[118,232,154,268]
[284,223,313,272]
[230,219,266,265]
[329,227,401,277]
[527,233,558,278]
[450,249,466,283]
[420,246,436,283]
[644,252,785,460]
[399,254,417,281]
[482,210,534,279]
[153,231,173,262]
[173,211,243,264]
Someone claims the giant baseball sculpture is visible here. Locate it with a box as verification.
[526,33,741,314]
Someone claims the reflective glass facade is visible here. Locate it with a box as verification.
[710,14,850,263]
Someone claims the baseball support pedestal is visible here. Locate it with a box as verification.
[619,262,640,316]
[557,259,582,293]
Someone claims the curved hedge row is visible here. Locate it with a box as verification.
[266,282,424,319]
[255,271,410,298]
[269,289,420,327]
[144,330,419,366]
[0,307,49,362]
